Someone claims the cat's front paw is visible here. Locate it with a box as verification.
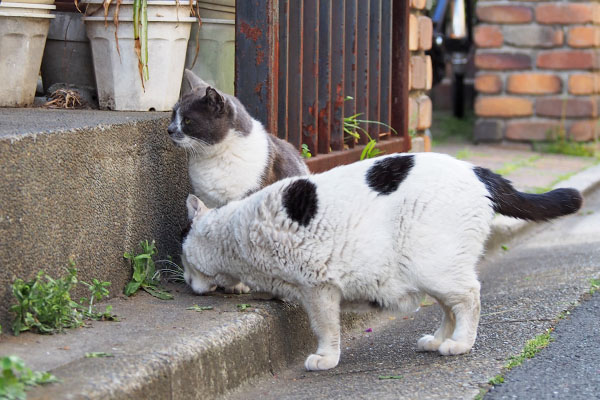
[304,353,339,371]
[417,335,441,352]
[438,339,472,356]
[224,282,251,294]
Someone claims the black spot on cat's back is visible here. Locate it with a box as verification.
[366,155,415,195]
[282,179,318,226]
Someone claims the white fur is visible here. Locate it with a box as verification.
[183,153,494,370]
[186,119,270,208]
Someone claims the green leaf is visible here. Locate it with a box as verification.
[124,281,142,296]
[142,285,173,300]
[236,304,252,311]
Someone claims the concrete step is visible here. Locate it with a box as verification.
[0,284,371,399]
[0,109,190,329]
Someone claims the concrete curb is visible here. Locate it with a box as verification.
[485,163,600,254]
[4,290,371,400]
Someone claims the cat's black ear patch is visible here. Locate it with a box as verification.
[366,155,414,195]
[283,179,318,227]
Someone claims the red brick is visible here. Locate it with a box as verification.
[410,56,427,90]
[475,53,531,70]
[477,5,533,24]
[418,16,433,51]
[536,4,595,25]
[537,50,596,70]
[475,74,503,94]
[568,74,600,95]
[425,55,433,90]
[408,96,419,131]
[475,97,533,118]
[417,95,432,130]
[474,120,504,142]
[569,120,598,142]
[503,26,563,48]
[507,74,562,95]
[411,0,426,10]
[536,97,597,118]
[409,14,418,51]
[474,26,503,48]
[506,121,561,141]
[568,26,600,48]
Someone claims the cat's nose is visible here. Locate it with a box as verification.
[167,124,176,135]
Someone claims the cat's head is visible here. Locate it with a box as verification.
[168,86,232,149]
[181,194,219,294]
[168,70,252,154]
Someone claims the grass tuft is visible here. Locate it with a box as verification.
[0,355,58,399]
[10,264,115,336]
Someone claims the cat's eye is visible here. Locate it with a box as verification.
[184,118,191,125]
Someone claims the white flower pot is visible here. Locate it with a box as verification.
[0,2,55,107]
[83,1,196,111]
[184,18,234,95]
[41,11,96,93]
[198,0,234,20]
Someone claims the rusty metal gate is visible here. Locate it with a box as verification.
[235,0,410,172]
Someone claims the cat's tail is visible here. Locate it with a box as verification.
[474,166,582,221]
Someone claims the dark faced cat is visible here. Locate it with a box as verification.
[168,70,309,209]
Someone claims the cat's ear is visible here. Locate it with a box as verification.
[186,194,210,220]
[205,87,225,114]
[182,69,210,93]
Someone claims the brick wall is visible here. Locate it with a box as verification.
[474,1,600,143]
[408,0,433,149]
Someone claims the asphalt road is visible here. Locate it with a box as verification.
[486,292,600,400]
[225,189,600,400]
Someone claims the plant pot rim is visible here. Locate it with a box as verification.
[81,0,197,4]
[0,11,55,18]
[0,2,56,10]
[200,18,234,24]
[83,15,196,22]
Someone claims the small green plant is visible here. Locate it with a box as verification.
[10,265,114,336]
[343,96,397,161]
[455,148,473,160]
[494,155,541,176]
[506,329,553,370]
[0,355,58,400]
[501,245,509,251]
[589,278,600,295]
[488,375,504,385]
[301,144,312,159]
[236,304,252,311]
[124,240,173,300]
[186,305,213,312]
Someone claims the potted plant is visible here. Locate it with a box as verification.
[0,0,56,107]
[80,0,197,111]
[182,0,234,95]
[40,0,96,103]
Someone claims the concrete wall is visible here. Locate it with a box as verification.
[0,116,190,329]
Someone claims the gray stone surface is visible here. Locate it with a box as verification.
[0,108,168,137]
[225,190,600,400]
[0,111,190,329]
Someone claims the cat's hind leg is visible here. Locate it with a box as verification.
[301,284,342,371]
[417,301,456,352]
[436,284,481,356]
